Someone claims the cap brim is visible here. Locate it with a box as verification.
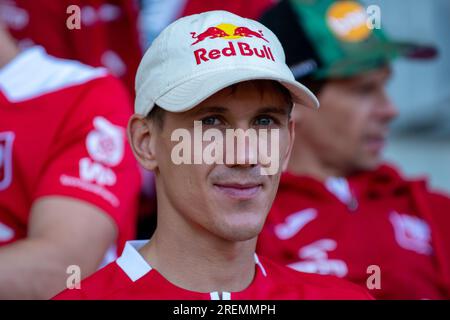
[314,40,438,80]
[155,67,319,113]
[392,41,438,60]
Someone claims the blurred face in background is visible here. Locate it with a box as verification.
[292,66,398,175]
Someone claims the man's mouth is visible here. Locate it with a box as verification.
[213,182,263,200]
[365,134,387,154]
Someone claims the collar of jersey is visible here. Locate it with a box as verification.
[116,240,267,284]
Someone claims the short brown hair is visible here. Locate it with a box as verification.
[146,104,166,129]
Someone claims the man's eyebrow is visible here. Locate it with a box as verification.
[190,105,291,117]
[257,106,291,116]
[191,106,228,117]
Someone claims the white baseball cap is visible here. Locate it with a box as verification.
[135,10,319,116]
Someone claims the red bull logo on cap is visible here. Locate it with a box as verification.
[190,23,274,65]
[191,23,269,45]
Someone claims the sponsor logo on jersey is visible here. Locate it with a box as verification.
[60,117,125,206]
[274,208,317,240]
[389,211,433,255]
[0,131,15,191]
[86,116,124,167]
[79,117,125,186]
[79,157,116,186]
[288,239,349,278]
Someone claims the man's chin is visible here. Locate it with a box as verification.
[355,155,383,172]
[222,231,260,242]
[213,220,264,242]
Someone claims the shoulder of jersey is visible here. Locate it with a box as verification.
[259,256,373,300]
[54,261,130,300]
[0,46,109,103]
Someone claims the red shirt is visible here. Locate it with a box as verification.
[257,165,450,299]
[54,240,372,300]
[1,0,142,94]
[0,46,140,264]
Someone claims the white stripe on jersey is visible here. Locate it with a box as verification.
[0,46,107,102]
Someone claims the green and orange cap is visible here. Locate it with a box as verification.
[260,0,437,80]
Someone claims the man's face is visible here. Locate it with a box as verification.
[294,67,398,173]
[152,81,294,242]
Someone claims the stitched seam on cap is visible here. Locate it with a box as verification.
[155,63,284,100]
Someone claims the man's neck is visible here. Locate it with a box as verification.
[0,30,19,69]
[287,142,347,181]
[139,197,257,293]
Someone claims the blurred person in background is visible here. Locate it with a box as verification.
[0,0,142,94]
[257,0,450,299]
[0,25,140,299]
[0,0,157,246]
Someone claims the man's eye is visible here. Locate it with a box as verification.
[201,116,221,125]
[255,116,275,126]
[355,83,377,95]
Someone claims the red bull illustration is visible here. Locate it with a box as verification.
[191,23,270,45]
[233,26,269,42]
[190,27,230,45]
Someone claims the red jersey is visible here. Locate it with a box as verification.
[54,240,372,300]
[0,46,140,264]
[0,0,142,94]
[257,165,450,299]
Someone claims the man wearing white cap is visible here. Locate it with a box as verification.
[54,10,371,300]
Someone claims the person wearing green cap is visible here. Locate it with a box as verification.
[257,0,450,299]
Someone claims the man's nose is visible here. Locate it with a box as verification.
[376,90,399,122]
[225,127,259,168]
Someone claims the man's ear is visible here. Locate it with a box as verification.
[281,116,295,172]
[290,103,302,124]
[127,114,158,171]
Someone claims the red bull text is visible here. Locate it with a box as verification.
[190,24,275,65]
[193,41,275,65]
